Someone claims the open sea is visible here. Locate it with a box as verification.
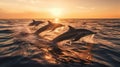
[0,19,120,67]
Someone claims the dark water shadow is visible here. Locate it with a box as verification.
[0,37,13,42]
[92,43,120,67]
[0,55,93,67]
[0,38,96,67]
[0,26,13,28]
[102,37,120,41]
[0,30,14,33]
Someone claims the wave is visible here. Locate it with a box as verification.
[0,19,120,67]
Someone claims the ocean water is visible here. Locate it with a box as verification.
[0,19,120,67]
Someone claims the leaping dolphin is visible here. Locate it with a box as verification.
[50,26,96,54]
[29,20,44,26]
[52,26,96,44]
[34,20,64,35]
[47,21,64,31]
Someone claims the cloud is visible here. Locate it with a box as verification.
[77,6,95,9]
[76,6,95,12]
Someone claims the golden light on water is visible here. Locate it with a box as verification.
[54,18,60,23]
[45,55,52,60]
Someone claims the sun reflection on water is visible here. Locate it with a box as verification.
[53,18,60,23]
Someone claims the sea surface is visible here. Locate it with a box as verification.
[0,19,120,67]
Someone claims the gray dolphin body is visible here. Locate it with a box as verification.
[34,21,52,35]
[47,21,64,31]
[52,26,96,44]
[34,21,64,35]
[29,20,44,26]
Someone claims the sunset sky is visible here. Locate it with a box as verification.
[0,0,120,19]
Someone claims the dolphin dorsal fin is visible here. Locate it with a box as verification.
[68,26,75,31]
[33,20,35,22]
[48,21,52,24]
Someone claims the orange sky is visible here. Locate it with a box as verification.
[0,0,120,19]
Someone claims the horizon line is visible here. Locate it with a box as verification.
[0,17,120,20]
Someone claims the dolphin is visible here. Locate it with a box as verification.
[34,21,64,35]
[34,21,51,35]
[29,20,44,26]
[50,26,96,54]
[52,26,96,44]
[47,21,64,31]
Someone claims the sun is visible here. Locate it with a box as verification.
[50,8,63,18]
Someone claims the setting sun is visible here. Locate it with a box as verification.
[0,0,119,19]
[49,8,63,18]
